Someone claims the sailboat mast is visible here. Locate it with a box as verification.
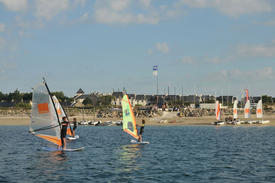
[43,78,61,127]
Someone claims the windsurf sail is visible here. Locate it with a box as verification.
[215,100,221,121]
[233,100,238,119]
[256,99,263,119]
[244,100,250,119]
[52,95,73,136]
[122,94,139,140]
[29,81,62,146]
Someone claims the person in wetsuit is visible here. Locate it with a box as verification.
[72,117,77,137]
[60,116,69,149]
[138,119,145,142]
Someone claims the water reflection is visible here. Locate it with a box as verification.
[116,144,143,175]
[27,150,69,181]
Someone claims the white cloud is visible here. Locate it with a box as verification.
[73,0,86,7]
[238,44,275,57]
[180,56,194,64]
[180,0,272,17]
[109,0,130,11]
[15,16,44,29]
[206,56,227,64]
[228,67,273,79]
[156,42,169,54]
[79,12,89,21]
[0,0,27,12]
[35,0,70,20]
[93,0,160,24]
[0,23,5,32]
[209,67,275,83]
[139,0,151,8]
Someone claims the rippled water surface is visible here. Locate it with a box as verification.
[1,126,275,182]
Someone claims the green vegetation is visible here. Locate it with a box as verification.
[15,102,31,108]
[262,95,273,104]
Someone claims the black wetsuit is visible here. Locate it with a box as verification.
[60,121,68,146]
[73,121,77,130]
[139,124,145,135]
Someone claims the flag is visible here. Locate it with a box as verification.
[153,65,158,76]
[244,89,249,101]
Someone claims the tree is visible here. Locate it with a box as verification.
[0,91,5,101]
[52,91,65,102]
[83,97,93,106]
[99,96,113,106]
[22,92,32,102]
[262,95,273,104]
[7,89,22,103]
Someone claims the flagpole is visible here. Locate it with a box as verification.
[153,65,159,107]
[157,74,159,95]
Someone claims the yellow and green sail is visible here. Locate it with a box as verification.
[122,94,139,139]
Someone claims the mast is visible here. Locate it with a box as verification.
[43,78,61,127]
[55,96,73,134]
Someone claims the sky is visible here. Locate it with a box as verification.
[0,0,274,98]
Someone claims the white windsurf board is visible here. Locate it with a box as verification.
[130,139,149,144]
[42,146,84,152]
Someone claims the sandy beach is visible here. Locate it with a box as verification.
[1,112,275,126]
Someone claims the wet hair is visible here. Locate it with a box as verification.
[142,119,145,124]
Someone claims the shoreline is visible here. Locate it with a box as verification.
[1,114,275,126]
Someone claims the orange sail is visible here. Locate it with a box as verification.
[215,101,221,121]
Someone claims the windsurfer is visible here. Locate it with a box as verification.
[60,116,69,149]
[138,119,145,142]
[72,117,77,137]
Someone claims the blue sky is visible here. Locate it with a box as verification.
[0,0,274,98]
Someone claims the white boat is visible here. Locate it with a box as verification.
[243,100,254,124]
[256,100,270,124]
[212,100,225,125]
[232,100,241,125]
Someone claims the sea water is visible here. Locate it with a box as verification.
[1,126,275,182]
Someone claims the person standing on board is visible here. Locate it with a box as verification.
[138,119,145,142]
[60,116,69,149]
[72,117,78,137]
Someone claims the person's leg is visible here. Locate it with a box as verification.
[63,137,66,149]
[138,135,141,142]
[61,136,64,148]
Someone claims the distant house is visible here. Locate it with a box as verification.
[134,95,147,106]
[216,96,234,105]
[111,92,123,106]
[72,89,100,107]
[111,92,149,107]
[181,95,200,103]
[76,88,84,96]
[72,88,86,107]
